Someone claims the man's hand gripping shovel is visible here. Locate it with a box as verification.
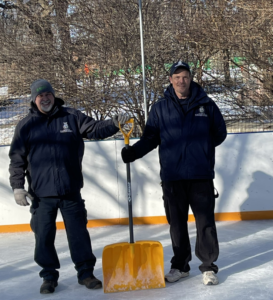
[102,118,165,293]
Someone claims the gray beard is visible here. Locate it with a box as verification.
[40,103,54,113]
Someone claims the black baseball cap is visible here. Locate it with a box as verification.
[170,61,191,76]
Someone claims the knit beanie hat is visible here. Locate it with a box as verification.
[30,79,55,102]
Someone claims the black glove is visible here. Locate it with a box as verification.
[121,146,136,163]
[113,113,131,128]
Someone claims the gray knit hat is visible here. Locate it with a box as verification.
[30,79,55,102]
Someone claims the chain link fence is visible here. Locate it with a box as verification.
[1,0,273,145]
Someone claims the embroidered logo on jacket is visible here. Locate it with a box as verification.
[195,106,208,117]
[60,122,73,133]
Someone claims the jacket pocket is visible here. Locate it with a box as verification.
[30,206,37,233]
[29,198,39,232]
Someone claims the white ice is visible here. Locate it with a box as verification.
[1,220,273,300]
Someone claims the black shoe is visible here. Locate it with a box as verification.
[78,275,102,289]
[40,280,58,294]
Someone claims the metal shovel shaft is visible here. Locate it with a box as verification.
[119,119,135,244]
[126,145,134,244]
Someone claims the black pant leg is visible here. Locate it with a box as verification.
[162,181,191,272]
[189,180,219,273]
[59,193,96,280]
[30,197,60,281]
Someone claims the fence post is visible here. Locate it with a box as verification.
[138,0,148,124]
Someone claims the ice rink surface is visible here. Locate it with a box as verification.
[1,220,273,300]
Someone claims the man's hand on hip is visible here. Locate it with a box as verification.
[14,189,34,206]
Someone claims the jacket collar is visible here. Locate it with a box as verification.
[29,97,64,117]
[164,81,210,110]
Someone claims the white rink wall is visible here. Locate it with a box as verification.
[0,132,273,226]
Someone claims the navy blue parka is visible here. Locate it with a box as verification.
[132,81,227,181]
[9,98,119,197]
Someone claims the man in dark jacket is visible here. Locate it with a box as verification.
[121,61,227,286]
[9,79,130,294]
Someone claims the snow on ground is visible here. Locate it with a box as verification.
[0,87,8,97]
[0,126,16,146]
[0,220,273,300]
[0,97,30,145]
[0,98,29,124]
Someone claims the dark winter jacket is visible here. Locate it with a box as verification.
[9,98,119,197]
[132,81,227,181]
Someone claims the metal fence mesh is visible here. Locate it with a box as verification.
[1,0,273,145]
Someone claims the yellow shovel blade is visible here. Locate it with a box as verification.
[102,241,165,293]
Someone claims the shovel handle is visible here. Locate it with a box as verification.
[119,118,134,243]
[119,118,134,145]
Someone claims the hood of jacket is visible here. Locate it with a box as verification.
[164,81,209,110]
[29,97,65,116]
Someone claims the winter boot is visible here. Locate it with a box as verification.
[164,269,189,283]
[202,271,219,285]
[78,275,102,289]
[40,280,58,294]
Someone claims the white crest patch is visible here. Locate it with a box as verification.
[60,122,73,133]
[195,106,207,117]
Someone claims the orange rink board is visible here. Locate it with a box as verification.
[0,211,272,233]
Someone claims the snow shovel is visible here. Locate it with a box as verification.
[102,118,165,293]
